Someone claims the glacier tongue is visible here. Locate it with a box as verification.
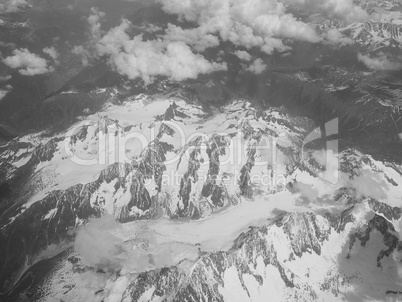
[118,200,401,302]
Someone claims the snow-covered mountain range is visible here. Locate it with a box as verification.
[0,0,402,301]
[0,80,401,301]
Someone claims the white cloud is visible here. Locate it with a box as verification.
[0,90,9,101]
[260,37,290,54]
[96,19,227,84]
[0,0,28,13]
[292,181,319,202]
[3,48,54,76]
[0,84,12,101]
[75,215,124,270]
[73,214,176,301]
[158,0,322,54]
[234,50,252,61]
[0,41,16,49]
[323,29,354,46]
[357,52,402,71]
[139,23,163,33]
[87,7,105,41]
[43,46,59,63]
[72,45,91,66]
[163,23,220,52]
[74,214,174,273]
[70,8,105,67]
[75,8,226,82]
[342,168,388,201]
[0,75,12,81]
[78,1,364,84]
[281,0,369,23]
[157,0,369,53]
[71,7,106,66]
[247,58,267,74]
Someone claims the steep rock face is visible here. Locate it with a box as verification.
[0,184,93,291]
[368,198,402,220]
[0,140,34,204]
[121,202,402,302]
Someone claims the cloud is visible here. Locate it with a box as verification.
[87,7,106,41]
[0,90,9,101]
[72,45,91,67]
[281,0,369,23]
[103,275,131,302]
[158,0,322,54]
[0,75,12,81]
[74,214,173,273]
[74,214,124,270]
[78,0,363,84]
[163,23,220,52]
[158,0,369,53]
[3,48,54,76]
[247,58,267,74]
[357,52,402,71]
[139,23,163,33]
[0,84,12,102]
[343,168,389,201]
[323,29,354,46]
[292,181,320,202]
[71,7,105,67]
[43,46,59,62]
[312,149,340,184]
[0,0,28,13]
[0,41,17,49]
[234,50,252,61]
[95,18,227,84]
